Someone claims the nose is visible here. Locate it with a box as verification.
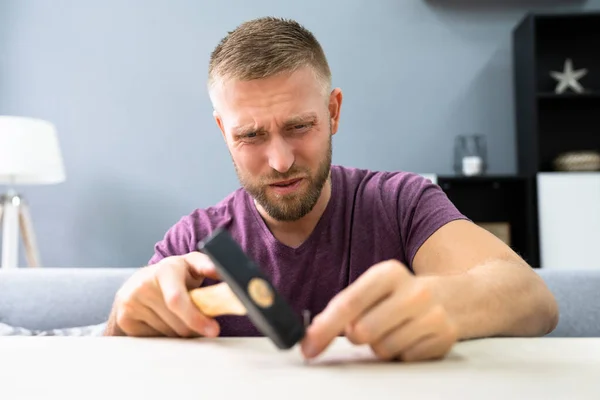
[267,135,295,173]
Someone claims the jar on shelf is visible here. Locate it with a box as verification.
[453,134,488,176]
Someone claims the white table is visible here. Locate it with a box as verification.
[0,336,598,399]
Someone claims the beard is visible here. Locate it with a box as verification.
[233,134,332,222]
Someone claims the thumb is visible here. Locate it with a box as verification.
[183,251,221,285]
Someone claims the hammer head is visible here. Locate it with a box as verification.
[196,228,306,350]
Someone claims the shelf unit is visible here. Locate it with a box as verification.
[513,11,600,175]
[512,11,600,270]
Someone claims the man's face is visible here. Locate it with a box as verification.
[210,66,342,222]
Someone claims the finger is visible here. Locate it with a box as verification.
[142,290,201,337]
[118,318,161,337]
[138,305,180,337]
[156,261,220,337]
[183,251,221,285]
[301,260,407,358]
[116,305,171,337]
[345,283,434,345]
[399,332,456,362]
[370,305,448,361]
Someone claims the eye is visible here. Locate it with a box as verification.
[290,122,313,132]
[238,131,264,143]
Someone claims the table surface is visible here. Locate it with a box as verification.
[1,336,598,399]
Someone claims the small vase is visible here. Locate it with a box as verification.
[453,134,487,176]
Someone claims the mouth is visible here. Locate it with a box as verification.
[269,178,303,187]
[268,178,304,194]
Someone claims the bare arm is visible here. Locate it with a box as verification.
[412,219,559,340]
[301,219,558,362]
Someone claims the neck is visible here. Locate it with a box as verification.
[255,173,332,248]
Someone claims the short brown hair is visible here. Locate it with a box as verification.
[208,17,331,94]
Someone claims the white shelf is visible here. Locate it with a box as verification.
[538,172,600,270]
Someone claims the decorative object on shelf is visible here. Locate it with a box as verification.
[0,116,66,269]
[550,58,588,94]
[453,134,487,176]
[553,150,600,171]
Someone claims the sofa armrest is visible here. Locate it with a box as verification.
[0,268,137,331]
[536,269,600,337]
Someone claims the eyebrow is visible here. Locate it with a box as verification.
[232,112,318,138]
[284,112,318,126]
[233,123,258,137]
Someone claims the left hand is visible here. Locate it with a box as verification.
[300,259,459,362]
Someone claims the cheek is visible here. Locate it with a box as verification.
[303,132,329,159]
[233,147,264,173]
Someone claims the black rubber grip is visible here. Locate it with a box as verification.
[196,227,305,350]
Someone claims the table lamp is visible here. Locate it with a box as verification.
[0,116,66,269]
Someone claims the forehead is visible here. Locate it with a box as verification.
[211,67,326,127]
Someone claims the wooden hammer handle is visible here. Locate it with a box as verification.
[189,282,247,317]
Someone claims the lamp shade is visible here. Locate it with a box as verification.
[0,116,66,185]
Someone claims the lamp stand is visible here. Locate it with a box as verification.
[0,190,41,268]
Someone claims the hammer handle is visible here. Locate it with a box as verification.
[189,282,247,317]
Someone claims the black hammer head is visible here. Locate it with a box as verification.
[196,228,305,350]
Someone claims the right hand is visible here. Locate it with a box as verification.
[109,252,221,338]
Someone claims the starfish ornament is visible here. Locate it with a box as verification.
[550,59,588,94]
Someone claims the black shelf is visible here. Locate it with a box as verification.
[438,175,539,268]
[513,11,600,175]
[510,11,600,269]
[537,92,600,99]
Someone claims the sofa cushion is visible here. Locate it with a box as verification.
[0,322,106,336]
[536,269,600,337]
[0,267,136,331]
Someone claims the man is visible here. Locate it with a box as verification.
[104,17,558,362]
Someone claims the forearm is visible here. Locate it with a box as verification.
[421,259,559,340]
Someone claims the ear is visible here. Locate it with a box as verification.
[328,88,343,135]
[213,110,227,142]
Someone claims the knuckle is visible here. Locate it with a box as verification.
[371,343,394,361]
[164,291,183,310]
[380,259,404,277]
[119,300,137,318]
[332,295,358,316]
[115,306,135,333]
[116,319,135,335]
[345,332,361,345]
[414,283,434,304]
[400,283,433,309]
[349,322,371,344]
[156,257,182,274]
[430,304,447,321]
[116,289,139,318]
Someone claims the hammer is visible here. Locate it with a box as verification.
[188,228,306,350]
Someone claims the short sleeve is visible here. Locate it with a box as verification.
[147,216,196,265]
[381,173,469,270]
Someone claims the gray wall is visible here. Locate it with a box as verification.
[0,0,598,267]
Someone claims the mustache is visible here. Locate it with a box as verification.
[261,167,307,182]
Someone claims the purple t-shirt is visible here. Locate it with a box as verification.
[148,165,467,336]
